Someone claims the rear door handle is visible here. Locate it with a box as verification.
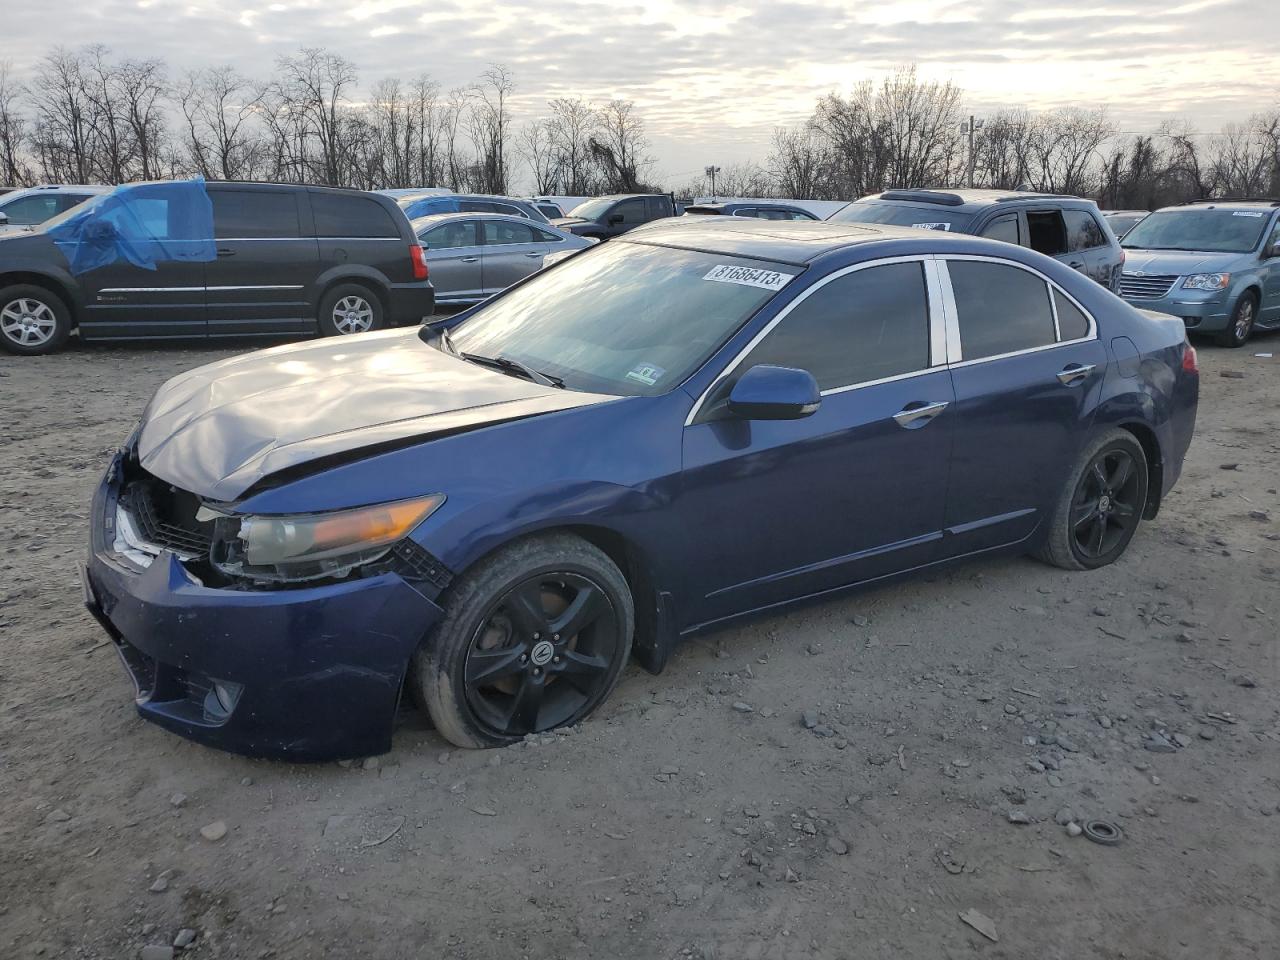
[216,248,236,258]
[892,400,949,428]
[1056,363,1096,386]
[460,256,479,263]
[524,252,542,258]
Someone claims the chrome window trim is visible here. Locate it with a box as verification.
[214,236,401,241]
[207,285,305,292]
[684,255,940,427]
[937,254,1099,368]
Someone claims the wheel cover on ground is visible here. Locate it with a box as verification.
[1,298,57,347]
[462,572,623,737]
[1071,448,1142,560]
[332,295,374,334]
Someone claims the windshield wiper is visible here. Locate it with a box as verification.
[461,351,564,388]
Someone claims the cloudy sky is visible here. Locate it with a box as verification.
[5,0,1278,184]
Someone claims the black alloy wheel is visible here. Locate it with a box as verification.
[463,572,623,737]
[1070,447,1143,564]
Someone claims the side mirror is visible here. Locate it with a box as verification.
[0,212,8,224]
[727,365,820,421]
[1266,242,1280,259]
[607,213,624,226]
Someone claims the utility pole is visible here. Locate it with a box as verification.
[964,116,984,189]
[705,164,721,199]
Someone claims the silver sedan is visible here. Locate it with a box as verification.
[413,212,595,306]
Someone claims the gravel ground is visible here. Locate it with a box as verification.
[1,334,1278,960]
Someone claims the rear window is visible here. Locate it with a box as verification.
[312,194,400,238]
[829,201,973,233]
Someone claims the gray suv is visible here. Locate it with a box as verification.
[829,189,1124,290]
[1118,199,1280,347]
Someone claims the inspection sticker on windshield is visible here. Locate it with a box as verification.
[912,222,951,231]
[703,264,792,291]
[625,362,666,386]
[1233,211,1265,217]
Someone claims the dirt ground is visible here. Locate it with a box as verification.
[1,333,1278,960]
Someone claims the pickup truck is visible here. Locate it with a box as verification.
[552,194,676,240]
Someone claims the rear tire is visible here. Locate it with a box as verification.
[1035,428,1149,571]
[412,533,634,749]
[1215,290,1257,348]
[318,283,384,337]
[0,284,72,356]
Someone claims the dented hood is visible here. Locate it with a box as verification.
[136,328,612,501]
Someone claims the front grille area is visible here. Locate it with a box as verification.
[1118,274,1179,299]
[122,478,214,557]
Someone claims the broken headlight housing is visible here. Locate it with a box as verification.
[210,495,445,584]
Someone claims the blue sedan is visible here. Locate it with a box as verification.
[83,220,1200,758]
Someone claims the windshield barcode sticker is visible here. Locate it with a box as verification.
[1232,211,1264,218]
[703,265,791,290]
[912,222,952,231]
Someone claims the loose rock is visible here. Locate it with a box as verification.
[826,836,849,855]
[199,820,228,842]
[173,929,197,949]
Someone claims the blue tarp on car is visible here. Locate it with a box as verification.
[48,178,216,275]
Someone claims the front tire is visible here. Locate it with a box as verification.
[0,284,72,355]
[412,534,635,749]
[1216,290,1257,348]
[318,283,384,337]
[1035,429,1149,571]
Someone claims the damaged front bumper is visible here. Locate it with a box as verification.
[83,452,445,761]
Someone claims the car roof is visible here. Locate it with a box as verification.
[685,201,806,213]
[861,187,1089,214]
[2,184,110,197]
[410,211,565,233]
[623,217,1005,265]
[1159,198,1280,213]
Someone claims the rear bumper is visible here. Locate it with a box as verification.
[84,457,444,761]
[387,281,435,325]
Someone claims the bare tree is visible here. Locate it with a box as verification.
[518,119,558,194]
[0,61,32,185]
[591,99,652,191]
[29,47,99,183]
[545,96,598,194]
[768,126,827,198]
[177,67,263,181]
[465,64,514,194]
[1025,108,1114,194]
[116,57,168,180]
[269,48,359,185]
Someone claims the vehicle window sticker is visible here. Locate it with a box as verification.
[703,264,792,290]
[624,362,666,386]
[911,222,951,231]
[1232,211,1265,218]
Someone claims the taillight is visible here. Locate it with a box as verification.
[1182,341,1199,375]
[410,244,429,280]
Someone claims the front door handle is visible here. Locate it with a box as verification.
[524,252,542,258]
[892,400,949,428]
[216,248,236,258]
[1056,363,1096,386]
[460,256,479,263]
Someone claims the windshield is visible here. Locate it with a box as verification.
[827,201,974,233]
[567,197,617,220]
[1122,208,1271,253]
[445,241,802,397]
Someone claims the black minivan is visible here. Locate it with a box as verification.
[0,181,434,355]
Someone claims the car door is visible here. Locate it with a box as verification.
[1260,216,1280,323]
[204,186,317,336]
[75,191,208,340]
[605,197,648,236]
[1064,209,1119,289]
[937,256,1108,556]
[679,258,955,625]
[480,219,545,293]
[419,219,484,303]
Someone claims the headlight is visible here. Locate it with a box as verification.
[1182,273,1230,291]
[213,494,444,583]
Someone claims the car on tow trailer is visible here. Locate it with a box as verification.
[83,218,1198,760]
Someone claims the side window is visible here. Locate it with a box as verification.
[311,194,400,238]
[980,214,1021,245]
[1064,210,1107,251]
[790,210,818,221]
[483,220,536,245]
[211,190,300,239]
[613,198,647,224]
[732,208,759,218]
[459,200,498,213]
[422,221,479,250]
[758,209,792,221]
[1,195,62,225]
[948,260,1057,360]
[645,196,669,219]
[534,227,564,243]
[1026,211,1068,256]
[739,261,931,390]
[406,198,456,218]
[101,197,171,239]
[492,202,527,218]
[1053,289,1091,341]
